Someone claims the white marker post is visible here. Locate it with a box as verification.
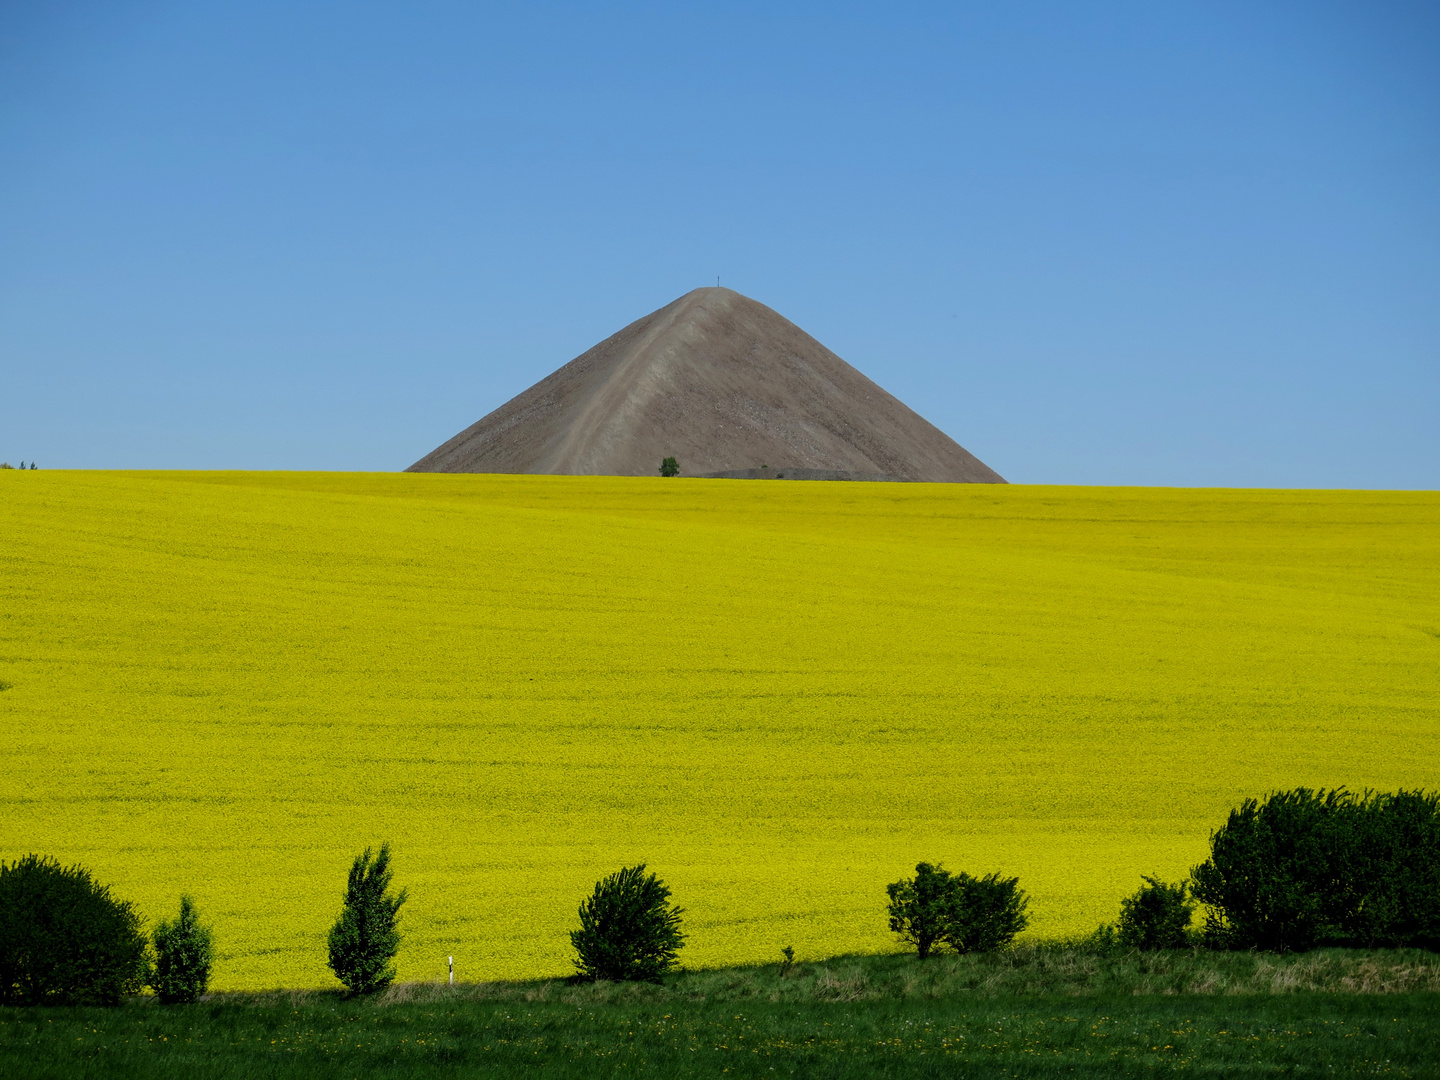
[448,955,454,986]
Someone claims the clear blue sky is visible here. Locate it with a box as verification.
[2,1,1436,485]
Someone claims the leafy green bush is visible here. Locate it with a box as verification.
[151,895,215,1004]
[1192,789,1358,951]
[659,456,680,477]
[570,864,685,982]
[1117,876,1194,950]
[327,844,407,994]
[947,872,1030,952]
[0,854,149,1005]
[1084,922,1121,954]
[887,863,1030,958]
[1191,788,1440,951]
[779,945,796,977]
[886,862,956,959]
[1349,790,1440,947]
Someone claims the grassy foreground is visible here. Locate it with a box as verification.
[4,949,1439,1078]
[2,472,1438,986]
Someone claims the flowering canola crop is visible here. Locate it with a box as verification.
[1,471,1437,989]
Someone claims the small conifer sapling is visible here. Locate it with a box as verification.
[327,843,407,995]
[150,895,215,1003]
[570,864,685,982]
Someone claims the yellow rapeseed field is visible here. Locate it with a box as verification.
[1,471,1437,989]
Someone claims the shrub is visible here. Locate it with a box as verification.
[1191,787,1440,951]
[887,863,1030,958]
[780,945,795,977]
[1085,922,1121,954]
[947,872,1030,952]
[1192,789,1360,952]
[327,843,407,994]
[570,864,685,982]
[1117,876,1194,950]
[1349,790,1440,948]
[0,854,149,1005]
[659,456,680,477]
[886,862,956,960]
[150,895,214,1004]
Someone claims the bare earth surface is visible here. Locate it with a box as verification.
[408,287,1005,482]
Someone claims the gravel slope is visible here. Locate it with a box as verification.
[408,287,1005,482]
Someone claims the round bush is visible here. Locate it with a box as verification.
[570,864,685,982]
[1117,876,1194,950]
[0,854,149,1005]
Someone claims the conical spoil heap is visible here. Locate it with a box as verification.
[408,287,1005,483]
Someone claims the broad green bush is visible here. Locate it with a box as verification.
[1349,790,1440,947]
[1084,922,1121,954]
[570,864,685,982]
[886,863,957,960]
[0,854,148,1005]
[1117,876,1194,950]
[887,863,1029,958]
[327,844,407,994]
[151,895,215,1004]
[1192,788,1440,951]
[947,872,1030,952]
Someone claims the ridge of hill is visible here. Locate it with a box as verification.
[407,287,1004,482]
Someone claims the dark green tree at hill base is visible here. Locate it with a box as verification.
[946,871,1030,952]
[659,456,679,477]
[886,862,956,959]
[1117,876,1194,950]
[327,843,407,994]
[571,864,685,982]
[1192,787,1440,951]
[0,854,149,1005]
[151,895,215,1004]
[888,863,1029,958]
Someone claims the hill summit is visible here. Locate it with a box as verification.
[407,287,1004,483]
